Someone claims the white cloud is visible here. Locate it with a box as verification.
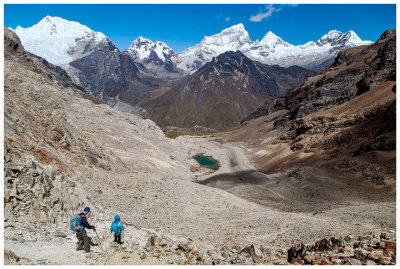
[225,17,231,22]
[249,4,280,22]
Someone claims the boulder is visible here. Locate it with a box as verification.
[176,242,190,252]
[344,235,353,242]
[290,257,304,265]
[379,241,396,251]
[288,169,303,181]
[347,258,362,265]
[4,192,11,203]
[259,245,272,258]
[146,235,157,247]
[287,243,306,262]
[304,254,321,265]
[4,203,14,217]
[210,253,225,264]
[240,244,264,263]
[365,260,377,265]
[369,249,392,263]
[315,238,332,251]
[330,237,343,248]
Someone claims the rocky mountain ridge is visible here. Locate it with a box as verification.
[143,50,317,130]
[243,29,396,124]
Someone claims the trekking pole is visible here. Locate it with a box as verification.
[94,229,105,252]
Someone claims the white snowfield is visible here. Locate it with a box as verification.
[14,16,372,72]
[14,16,108,65]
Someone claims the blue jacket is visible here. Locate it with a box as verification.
[111,221,124,236]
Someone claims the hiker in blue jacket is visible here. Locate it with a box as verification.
[111,215,124,245]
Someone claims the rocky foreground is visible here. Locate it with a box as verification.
[4,28,396,265]
[4,227,396,265]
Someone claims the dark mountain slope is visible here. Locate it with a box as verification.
[243,30,396,123]
[143,50,316,131]
[216,30,396,214]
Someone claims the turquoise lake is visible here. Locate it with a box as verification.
[193,154,219,170]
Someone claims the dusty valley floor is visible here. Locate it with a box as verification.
[4,130,396,264]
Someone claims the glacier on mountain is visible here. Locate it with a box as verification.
[175,24,372,73]
[14,16,373,74]
[14,16,109,65]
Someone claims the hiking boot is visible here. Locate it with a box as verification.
[76,247,84,251]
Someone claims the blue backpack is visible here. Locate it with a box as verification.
[70,214,81,231]
[111,221,122,235]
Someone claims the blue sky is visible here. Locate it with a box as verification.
[4,4,396,53]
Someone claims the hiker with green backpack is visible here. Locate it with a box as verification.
[70,207,97,253]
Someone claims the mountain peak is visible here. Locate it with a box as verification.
[41,15,63,23]
[136,36,153,43]
[219,23,248,37]
[200,23,251,48]
[260,31,282,42]
[317,29,372,47]
[16,15,107,41]
[14,15,108,65]
[126,36,175,63]
[326,30,343,37]
[342,30,372,46]
[224,23,245,32]
[129,36,154,49]
[317,30,344,45]
[258,31,290,48]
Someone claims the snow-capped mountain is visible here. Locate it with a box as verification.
[14,16,113,66]
[125,36,175,63]
[176,23,253,73]
[124,36,181,77]
[123,36,183,76]
[246,29,372,70]
[175,25,372,73]
[13,15,373,76]
[13,15,147,112]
